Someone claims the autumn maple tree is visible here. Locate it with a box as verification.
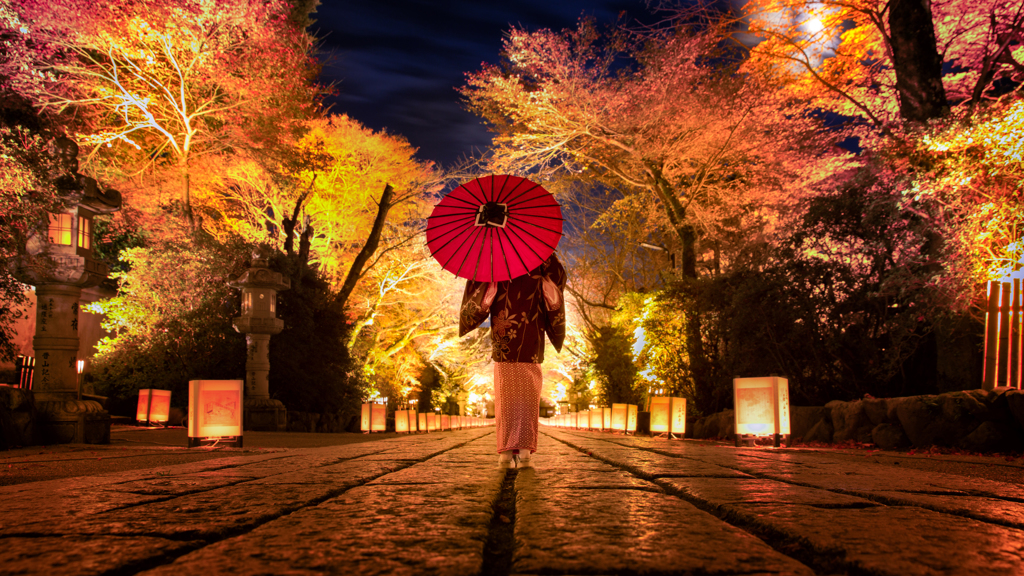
[6,0,319,229]
[737,0,1023,304]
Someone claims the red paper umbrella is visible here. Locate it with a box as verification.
[426,175,563,282]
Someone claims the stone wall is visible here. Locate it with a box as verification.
[690,389,1024,453]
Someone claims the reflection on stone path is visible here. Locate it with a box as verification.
[2,427,1023,575]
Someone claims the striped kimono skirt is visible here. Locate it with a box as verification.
[494,362,543,454]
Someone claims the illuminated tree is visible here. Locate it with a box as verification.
[463,19,838,276]
[463,18,850,406]
[5,0,320,228]
[738,0,1024,130]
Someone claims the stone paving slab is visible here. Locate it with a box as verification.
[656,477,877,508]
[2,535,202,576]
[139,434,504,576]
[0,429,496,575]
[546,428,1024,575]
[733,504,1024,576]
[514,436,816,575]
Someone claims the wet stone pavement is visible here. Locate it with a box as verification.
[2,428,1024,575]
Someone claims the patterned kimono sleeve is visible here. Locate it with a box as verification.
[542,255,567,352]
[459,280,491,337]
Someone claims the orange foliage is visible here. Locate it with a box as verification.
[740,0,1024,137]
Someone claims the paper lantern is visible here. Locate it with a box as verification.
[627,404,638,433]
[418,412,427,432]
[611,403,627,432]
[427,413,437,432]
[441,414,450,431]
[669,397,686,436]
[360,403,371,433]
[187,380,243,448]
[408,410,418,432]
[395,410,409,433]
[649,397,686,437]
[371,403,386,432]
[137,389,171,425]
[602,407,612,431]
[733,376,790,447]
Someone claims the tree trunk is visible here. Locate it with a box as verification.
[888,0,948,123]
[334,184,395,312]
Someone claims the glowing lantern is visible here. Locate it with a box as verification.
[650,397,686,437]
[371,403,386,432]
[602,407,612,431]
[396,410,409,433]
[427,413,437,432]
[409,410,418,432]
[441,414,450,431]
[187,380,243,448]
[418,412,427,432]
[650,397,670,434]
[611,404,627,432]
[627,404,638,434]
[136,389,171,425]
[733,376,790,447]
[360,403,371,433]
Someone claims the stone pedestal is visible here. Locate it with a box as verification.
[32,284,109,444]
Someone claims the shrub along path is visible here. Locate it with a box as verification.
[2,427,1024,575]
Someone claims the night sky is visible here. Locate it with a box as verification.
[311,0,649,167]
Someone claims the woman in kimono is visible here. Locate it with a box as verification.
[460,253,566,468]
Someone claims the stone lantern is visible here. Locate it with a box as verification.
[13,138,121,444]
[231,249,290,431]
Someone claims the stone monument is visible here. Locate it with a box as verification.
[231,248,290,431]
[13,138,121,444]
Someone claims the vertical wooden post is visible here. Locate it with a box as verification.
[998,282,1012,386]
[983,281,999,390]
[1013,279,1022,390]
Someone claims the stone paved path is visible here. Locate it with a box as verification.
[3,427,1024,575]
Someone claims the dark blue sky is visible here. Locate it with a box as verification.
[311,0,647,167]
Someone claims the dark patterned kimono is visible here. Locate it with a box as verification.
[460,254,566,455]
[460,254,566,362]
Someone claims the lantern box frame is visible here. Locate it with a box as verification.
[611,403,627,433]
[371,403,386,432]
[650,397,686,439]
[187,380,243,448]
[627,404,638,434]
[137,389,172,425]
[733,376,791,448]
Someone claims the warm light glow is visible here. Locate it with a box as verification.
[188,380,242,445]
[48,213,73,245]
[136,389,171,424]
[77,216,91,250]
[611,403,627,432]
[371,403,386,432]
[733,376,791,438]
